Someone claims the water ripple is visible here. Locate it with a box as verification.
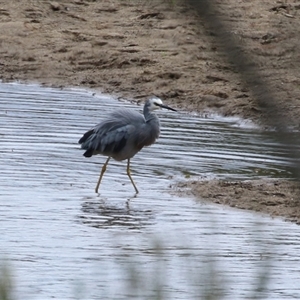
[0,82,299,299]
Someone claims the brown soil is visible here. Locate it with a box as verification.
[1,0,300,222]
[176,179,300,224]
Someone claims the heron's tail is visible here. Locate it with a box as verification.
[78,129,94,144]
[83,149,94,157]
[79,129,95,157]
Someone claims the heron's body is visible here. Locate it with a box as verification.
[79,98,176,193]
[79,107,160,161]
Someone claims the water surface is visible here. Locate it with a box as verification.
[0,82,299,299]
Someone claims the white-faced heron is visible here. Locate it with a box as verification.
[78,97,177,194]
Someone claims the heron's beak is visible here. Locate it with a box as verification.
[160,104,177,112]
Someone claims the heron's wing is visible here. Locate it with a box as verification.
[79,108,145,157]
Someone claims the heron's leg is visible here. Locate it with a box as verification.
[95,157,111,193]
[127,158,139,194]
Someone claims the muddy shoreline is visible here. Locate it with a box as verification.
[1,0,300,222]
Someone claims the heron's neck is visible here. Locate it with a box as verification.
[144,109,158,123]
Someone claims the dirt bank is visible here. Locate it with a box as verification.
[176,179,300,224]
[1,0,300,222]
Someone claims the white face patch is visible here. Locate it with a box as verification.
[149,98,163,111]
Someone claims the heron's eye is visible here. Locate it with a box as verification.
[154,102,160,106]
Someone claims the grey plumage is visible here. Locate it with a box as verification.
[78,97,177,193]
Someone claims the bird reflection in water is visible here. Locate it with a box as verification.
[78,197,154,229]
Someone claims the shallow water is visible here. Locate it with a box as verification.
[0,82,300,299]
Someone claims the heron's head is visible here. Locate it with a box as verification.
[146,97,177,112]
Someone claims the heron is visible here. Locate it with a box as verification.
[78,97,177,194]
